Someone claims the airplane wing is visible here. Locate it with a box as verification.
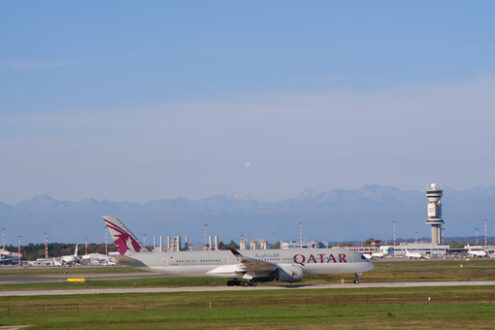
[228,247,277,273]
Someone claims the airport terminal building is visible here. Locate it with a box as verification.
[394,242,449,257]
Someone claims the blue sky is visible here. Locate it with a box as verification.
[1,1,495,204]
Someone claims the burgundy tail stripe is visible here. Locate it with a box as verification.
[105,223,125,234]
[104,220,128,236]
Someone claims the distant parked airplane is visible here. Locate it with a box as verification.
[103,216,374,286]
[60,244,79,265]
[0,249,20,265]
[466,245,487,257]
[81,253,116,266]
[405,248,423,259]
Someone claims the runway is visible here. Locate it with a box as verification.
[1,281,495,297]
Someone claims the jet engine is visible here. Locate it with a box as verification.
[276,264,303,283]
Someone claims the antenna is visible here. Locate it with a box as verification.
[415,231,418,243]
[85,234,88,255]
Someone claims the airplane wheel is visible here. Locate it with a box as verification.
[241,281,249,287]
[248,281,257,287]
[354,279,360,284]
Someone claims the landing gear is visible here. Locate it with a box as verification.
[226,279,257,287]
[353,273,360,284]
[227,279,241,286]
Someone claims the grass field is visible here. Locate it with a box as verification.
[1,286,495,329]
[0,276,228,291]
[0,265,147,276]
[363,258,495,282]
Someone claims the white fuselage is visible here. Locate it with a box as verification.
[81,253,117,265]
[405,250,422,259]
[122,248,374,279]
[61,255,77,264]
[468,250,487,257]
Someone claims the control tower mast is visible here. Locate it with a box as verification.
[426,183,444,245]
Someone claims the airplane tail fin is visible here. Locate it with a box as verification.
[74,244,78,257]
[103,216,148,255]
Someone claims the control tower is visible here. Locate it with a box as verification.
[425,183,444,245]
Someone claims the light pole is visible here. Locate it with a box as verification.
[105,227,108,256]
[484,219,488,251]
[17,235,22,266]
[44,232,48,258]
[393,220,397,255]
[204,224,208,250]
[299,222,303,248]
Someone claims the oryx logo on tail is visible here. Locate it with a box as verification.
[103,216,146,255]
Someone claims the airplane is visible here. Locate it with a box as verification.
[362,253,373,260]
[405,248,423,259]
[466,245,487,258]
[0,249,21,265]
[103,215,374,286]
[60,244,79,265]
[27,257,62,267]
[362,251,388,260]
[81,253,117,266]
